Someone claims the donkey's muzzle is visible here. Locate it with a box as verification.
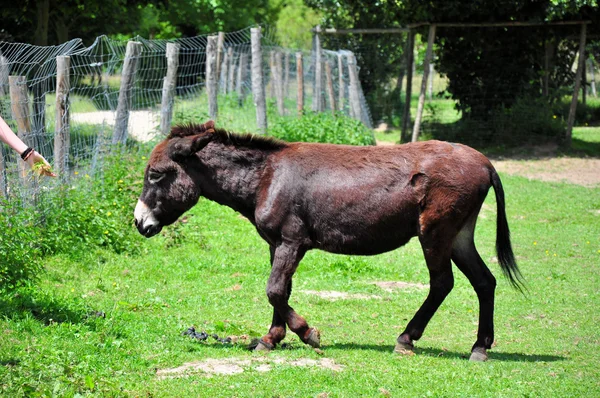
[134,200,162,238]
[134,218,162,237]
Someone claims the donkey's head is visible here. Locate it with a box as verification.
[134,121,215,237]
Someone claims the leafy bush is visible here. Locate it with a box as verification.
[553,96,600,127]
[422,95,565,146]
[0,149,148,292]
[269,112,376,146]
[0,201,44,291]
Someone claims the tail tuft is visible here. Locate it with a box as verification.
[491,170,526,294]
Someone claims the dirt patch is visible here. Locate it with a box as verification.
[299,290,382,300]
[156,356,344,379]
[71,110,160,143]
[491,157,600,188]
[373,281,429,292]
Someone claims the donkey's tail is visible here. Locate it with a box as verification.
[490,169,526,293]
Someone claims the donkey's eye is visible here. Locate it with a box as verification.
[148,170,166,184]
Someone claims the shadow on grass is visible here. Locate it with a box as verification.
[326,343,566,362]
[0,358,21,366]
[0,288,90,325]
[569,137,600,158]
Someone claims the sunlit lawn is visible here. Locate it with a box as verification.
[1,151,599,396]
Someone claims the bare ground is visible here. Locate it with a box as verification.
[72,110,160,143]
[156,356,344,379]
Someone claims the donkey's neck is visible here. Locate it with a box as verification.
[195,142,273,221]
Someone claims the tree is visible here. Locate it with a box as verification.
[276,0,321,49]
[305,0,406,124]
[0,0,165,46]
[152,0,280,38]
[402,0,599,120]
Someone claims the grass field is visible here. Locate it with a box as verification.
[1,140,599,397]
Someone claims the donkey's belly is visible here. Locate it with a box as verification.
[309,214,419,256]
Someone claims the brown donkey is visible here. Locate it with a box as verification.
[134,120,523,361]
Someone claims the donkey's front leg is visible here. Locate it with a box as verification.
[256,243,320,350]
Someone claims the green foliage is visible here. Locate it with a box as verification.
[153,0,280,38]
[422,95,566,146]
[269,112,375,145]
[0,201,44,292]
[553,96,600,126]
[275,0,322,49]
[0,150,147,292]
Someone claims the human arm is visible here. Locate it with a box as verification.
[0,116,56,177]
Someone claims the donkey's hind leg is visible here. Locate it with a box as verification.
[396,234,454,354]
[451,219,497,361]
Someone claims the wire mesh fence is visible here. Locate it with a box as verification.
[0,26,374,204]
[1,23,595,205]
[320,22,596,145]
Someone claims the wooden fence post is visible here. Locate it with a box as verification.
[566,23,587,146]
[411,24,436,143]
[357,78,372,128]
[582,54,587,106]
[283,52,289,100]
[274,51,285,116]
[325,60,336,115]
[54,55,70,177]
[347,52,361,121]
[251,27,267,134]
[113,41,142,145]
[206,35,219,120]
[228,47,235,94]
[312,27,324,112]
[220,47,229,94]
[589,58,597,98]
[428,63,434,100]
[0,55,8,96]
[337,53,344,112]
[269,51,276,98]
[9,76,33,179]
[296,52,304,116]
[160,42,180,136]
[216,32,225,79]
[401,30,414,143]
[236,53,248,104]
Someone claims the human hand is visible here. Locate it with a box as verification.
[26,151,57,177]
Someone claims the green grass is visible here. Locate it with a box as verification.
[1,166,599,396]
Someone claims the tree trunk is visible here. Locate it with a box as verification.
[34,0,49,46]
[54,16,69,44]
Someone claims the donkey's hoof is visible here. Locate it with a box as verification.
[394,340,414,355]
[469,347,488,362]
[252,339,274,352]
[305,328,321,348]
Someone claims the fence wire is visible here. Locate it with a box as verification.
[0,26,374,203]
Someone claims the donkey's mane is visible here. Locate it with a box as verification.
[169,123,287,151]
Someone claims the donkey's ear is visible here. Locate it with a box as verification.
[202,120,215,131]
[168,134,212,161]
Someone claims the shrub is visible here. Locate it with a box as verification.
[269,112,376,146]
[0,201,44,292]
[422,95,565,146]
[0,149,148,292]
[553,96,600,127]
